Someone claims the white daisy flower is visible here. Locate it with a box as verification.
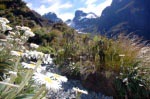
[139,84,144,87]
[21,62,37,69]
[21,46,26,50]
[4,78,10,82]
[123,78,128,83]
[1,24,12,31]
[73,87,88,94]
[0,17,9,24]
[33,73,62,91]
[24,30,35,37]
[30,43,39,49]
[21,36,27,40]
[72,62,75,65]
[11,51,23,56]
[23,50,44,59]
[8,71,17,77]
[120,73,123,75]
[21,62,43,71]
[16,26,22,30]
[9,31,15,35]
[36,66,46,73]
[0,38,7,42]
[21,26,31,31]
[6,25,12,30]
[15,38,21,42]
[46,72,68,83]
[43,54,53,64]
[119,54,125,57]
[134,67,138,70]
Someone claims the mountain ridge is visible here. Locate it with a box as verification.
[65,0,150,40]
[65,10,98,32]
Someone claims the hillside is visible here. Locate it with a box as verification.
[0,0,54,27]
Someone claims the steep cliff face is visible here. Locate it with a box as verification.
[96,0,150,40]
[65,10,98,32]
[42,12,63,23]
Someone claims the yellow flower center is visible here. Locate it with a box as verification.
[17,52,23,56]
[54,74,60,78]
[29,64,35,67]
[44,77,52,83]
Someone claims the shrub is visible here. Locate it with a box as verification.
[0,4,6,10]
[115,62,150,98]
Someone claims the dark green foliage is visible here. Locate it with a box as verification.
[115,62,150,98]
[0,0,51,27]
[0,50,12,80]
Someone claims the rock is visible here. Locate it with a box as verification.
[81,71,117,98]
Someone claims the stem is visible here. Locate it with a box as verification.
[0,81,19,99]
[5,60,42,98]
[76,92,81,99]
[16,69,32,94]
[2,73,18,93]
[14,57,21,72]
[0,81,19,88]
[40,90,48,99]
[32,85,46,99]
[16,60,42,94]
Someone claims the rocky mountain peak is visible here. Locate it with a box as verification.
[74,10,86,18]
[43,12,62,23]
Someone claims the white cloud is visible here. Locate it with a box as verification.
[32,2,73,21]
[24,0,112,21]
[35,2,73,15]
[59,3,73,9]
[26,2,33,8]
[59,13,74,21]
[86,0,98,5]
[79,0,112,16]
[41,0,57,3]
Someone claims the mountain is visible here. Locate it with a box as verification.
[42,12,63,23]
[66,0,150,40]
[65,10,98,32]
[96,0,150,40]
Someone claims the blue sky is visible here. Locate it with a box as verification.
[23,0,112,21]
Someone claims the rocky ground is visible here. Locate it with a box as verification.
[47,79,113,99]
[45,64,113,99]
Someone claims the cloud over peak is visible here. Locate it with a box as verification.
[23,0,112,21]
